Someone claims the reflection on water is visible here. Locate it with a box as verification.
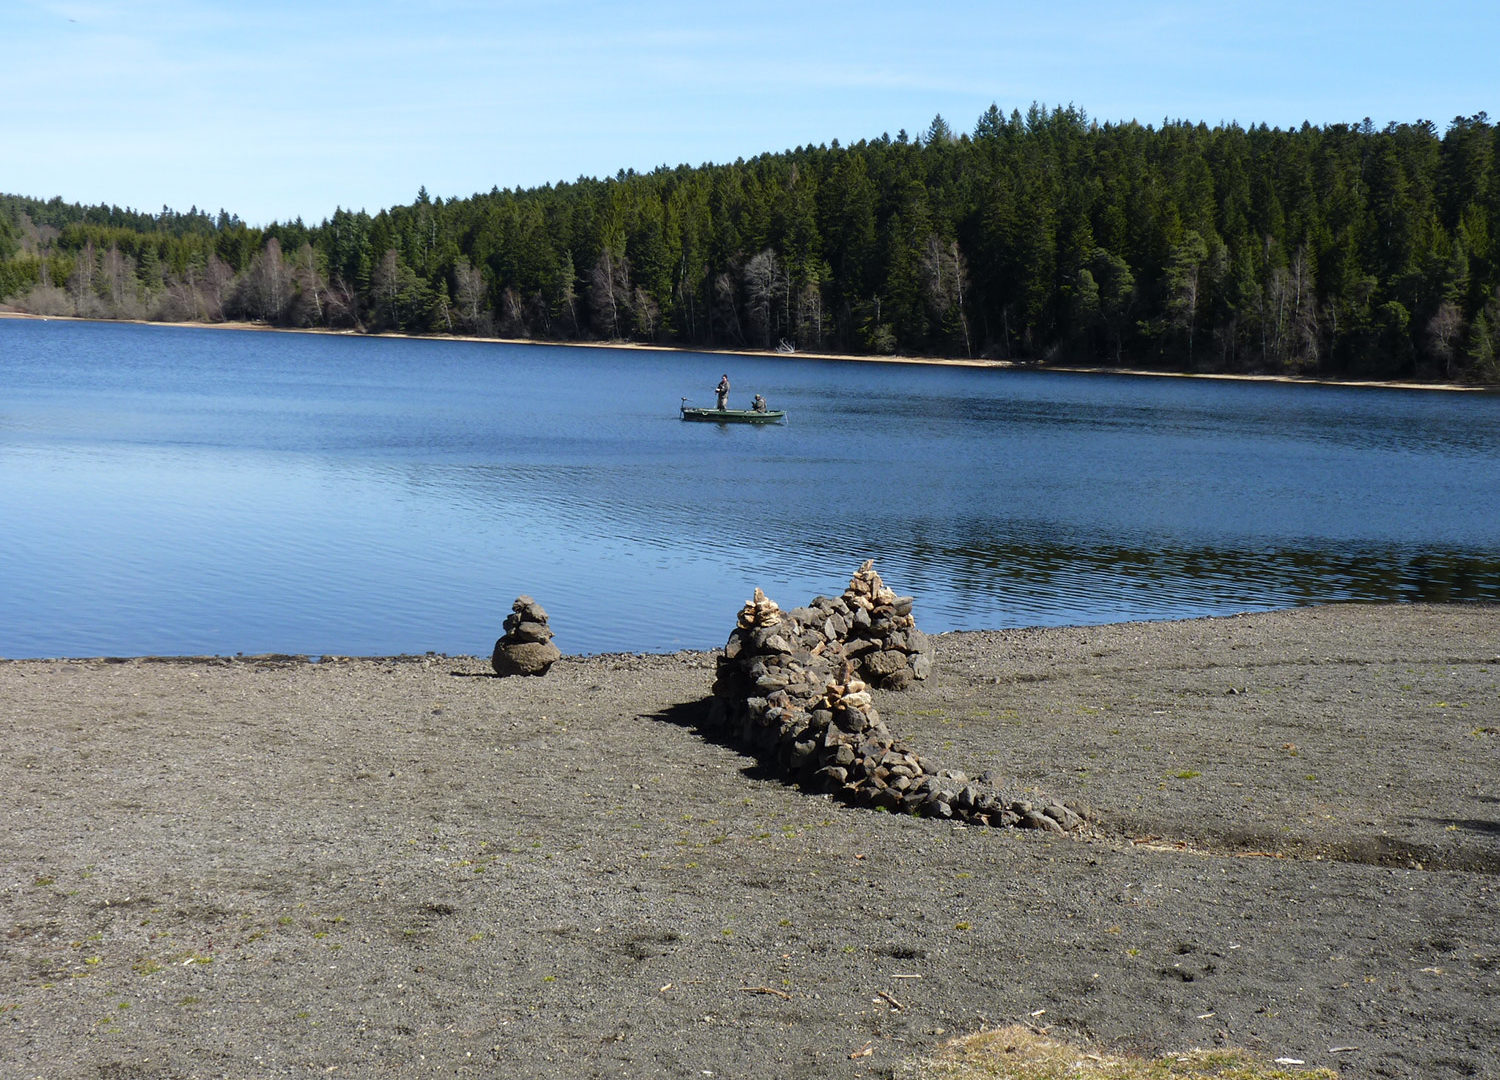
[2,318,1498,658]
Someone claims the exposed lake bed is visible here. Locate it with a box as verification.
[4,604,1496,1078]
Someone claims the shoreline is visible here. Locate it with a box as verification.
[5,308,1491,392]
[4,598,1491,666]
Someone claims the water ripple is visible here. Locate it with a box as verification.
[4,319,1499,657]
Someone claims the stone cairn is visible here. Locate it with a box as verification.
[819,559,932,690]
[491,596,561,677]
[708,562,1093,835]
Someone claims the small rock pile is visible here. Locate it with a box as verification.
[709,565,1093,835]
[491,596,561,677]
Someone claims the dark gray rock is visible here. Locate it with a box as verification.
[511,595,548,621]
[880,667,915,691]
[864,650,910,677]
[1044,803,1082,831]
[491,639,561,677]
[502,619,553,644]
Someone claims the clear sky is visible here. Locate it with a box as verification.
[7,0,1497,228]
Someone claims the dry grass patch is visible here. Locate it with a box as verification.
[899,1025,1338,1080]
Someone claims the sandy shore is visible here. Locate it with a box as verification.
[2,603,1497,1078]
[5,309,1490,391]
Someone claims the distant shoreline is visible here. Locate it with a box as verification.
[3,308,1491,393]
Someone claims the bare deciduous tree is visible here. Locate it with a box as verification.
[202,254,235,320]
[796,279,824,349]
[68,241,99,316]
[1426,301,1465,378]
[589,248,630,339]
[498,285,526,337]
[921,236,971,356]
[241,238,291,323]
[452,259,490,335]
[1265,247,1320,371]
[289,244,326,327]
[370,249,409,329]
[102,244,138,316]
[632,285,660,339]
[743,249,784,348]
[325,275,363,330]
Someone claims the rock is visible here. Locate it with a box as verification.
[788,740,817,772]
[922,794,953,819]
[1022,810,1065,833]
[1044,803,1082,831]
[491,639,561,677]
[843,637,879,659]
[863,649,910,677]
[502,619,553,644]
[761,633,794,655]
[511,595,548,621]
[880,667,915,691]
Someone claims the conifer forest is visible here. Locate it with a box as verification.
[3,107,1497,383]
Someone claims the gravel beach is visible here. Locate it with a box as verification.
[3,603,1497,1079]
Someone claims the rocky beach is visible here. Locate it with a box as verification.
[2,602,1497,1079]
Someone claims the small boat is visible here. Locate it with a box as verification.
[680,398,785,424]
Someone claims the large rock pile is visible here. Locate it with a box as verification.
[709,564,1093,835]
[491,596,561,677]
[788,560,933,690]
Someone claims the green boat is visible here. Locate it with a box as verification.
[680,399,785,424]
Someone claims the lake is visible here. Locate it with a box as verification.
[2,317,1497,659]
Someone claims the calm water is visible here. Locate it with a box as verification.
[2,318,1498,658]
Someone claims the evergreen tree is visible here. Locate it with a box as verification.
[2,107,1497,383]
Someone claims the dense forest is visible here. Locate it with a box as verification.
[3,106,1498,383]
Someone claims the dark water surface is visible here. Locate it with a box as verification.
[3,318,1498,658]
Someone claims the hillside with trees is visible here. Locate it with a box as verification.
[3,106,1497,383]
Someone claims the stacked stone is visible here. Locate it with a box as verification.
[491,595,561,677]
[786,561,933,690]
[709,569,1093,836]
[799,662,925,812]
[712,588,836,750]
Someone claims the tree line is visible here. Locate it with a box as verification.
[3,106,1497,383]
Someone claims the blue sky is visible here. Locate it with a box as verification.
[7,0,1498,227]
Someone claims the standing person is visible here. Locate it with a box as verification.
[715,373,730,410]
